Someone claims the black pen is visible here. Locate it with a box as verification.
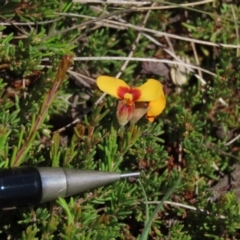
[0,167,140,208]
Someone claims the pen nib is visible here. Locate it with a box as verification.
[120,172,141,179]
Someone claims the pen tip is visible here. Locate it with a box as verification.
[120,172,141,179]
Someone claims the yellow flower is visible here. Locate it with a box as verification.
[96,76,166,126]
[146,94,166,122]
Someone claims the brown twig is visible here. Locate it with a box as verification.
[13,55,73,167]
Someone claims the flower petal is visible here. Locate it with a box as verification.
[146,92,166,122]
[135,79,163,102]
[116,100,135,126]
[96,76,129,99]
[130,102,148,124]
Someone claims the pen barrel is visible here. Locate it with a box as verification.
[0,167,139,208]
[0,167,42,208]
[37,168,122,203]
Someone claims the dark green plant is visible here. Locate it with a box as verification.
[0,1,240,239]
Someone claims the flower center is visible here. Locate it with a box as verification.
[123,93,133,105]
[117,86,141,104]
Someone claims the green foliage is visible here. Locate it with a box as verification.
[184,192,240,239]
[0,1,240,239]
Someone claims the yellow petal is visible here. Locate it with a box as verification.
[135,79,162,102]
[146,93,166,122]
[96,76,129,98]
[147,116,155,122]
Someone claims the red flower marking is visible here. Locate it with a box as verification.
[131,88,142,102]
[117,86,141,102]
[117,86,130,99]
